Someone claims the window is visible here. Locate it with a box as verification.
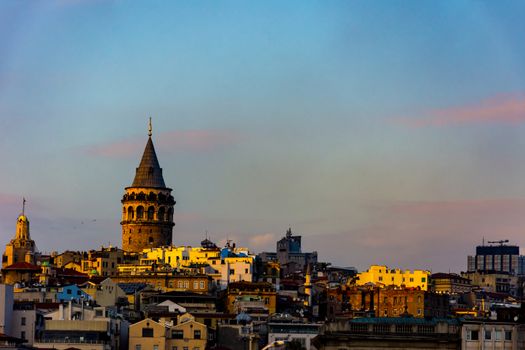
[505,331,512,341]
[421,277,426,282]
[410,277,414,282]
[193,281,198,289]
[172,347,178,350]
[142,328,154,337]
[485,329,492,340]
[245,268,248,274]
[21,317,26,326]
[135,345,142,350]
[153,346,158,350]
[193,348,200,350]
[495,330,503,341]
[229,269,235,275]
[378,276,383,281]
[184,281,189,288]
[194,330,201,339]
[200,281,205,289]
[183,347,189,350]
[21,331,25,340]
[67,289,72,295]
[172,330,184,339]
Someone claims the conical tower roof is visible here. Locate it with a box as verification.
[131,136,167,188]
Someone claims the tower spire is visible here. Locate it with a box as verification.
[22,197,26,216]
[148,117,152,137]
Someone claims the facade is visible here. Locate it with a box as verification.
[354,265,430,291]
[430,273,472,294]
[82,278,127,307]
[121,242,255,290]
[313,317,461,350]
[346,286,449,318]
[225,281,277,314]
[461,271,519,296]
[122,123,175,252]
[0,284,14,336]
[167,314,207,350]
[129,318,166,350]
[129,314,207,350]
[81,246,125,277]
[461,320,525,350]
[33,303,129,350]
[12,301,44,346]
[268,317,321,350]
[467,243,519,274]
[112,273,212,294]
[2,212,36,268]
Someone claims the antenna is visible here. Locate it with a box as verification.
[148,117,152,137]
[22,197,26,216]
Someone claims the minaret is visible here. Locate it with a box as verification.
[121,119,176,252]
[304,263,312,308]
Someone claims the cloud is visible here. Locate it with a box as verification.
[84,129,243,158]
[248,232,275,250]
[398,93,525,127]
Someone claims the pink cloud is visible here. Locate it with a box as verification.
[85,129,243,158]
[398,93,525,127]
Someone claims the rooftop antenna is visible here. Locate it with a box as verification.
[482,237,485,246]
[148,117,152,137]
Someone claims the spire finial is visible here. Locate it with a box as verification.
[148,117,152,137]
[22,197,26,215]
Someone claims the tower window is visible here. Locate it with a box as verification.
[127,207,134,220]
[147,206,154,220]
[136,206,144,219]
[158,207,165,221]
[149,237,154,244]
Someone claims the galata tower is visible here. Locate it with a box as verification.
[121,119,175,252]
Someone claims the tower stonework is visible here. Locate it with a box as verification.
[121,126,175,252]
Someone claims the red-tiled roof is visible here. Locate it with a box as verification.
[2,262,41,271]
[56,268,88,277]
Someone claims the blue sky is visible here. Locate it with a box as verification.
[1,1,525,272]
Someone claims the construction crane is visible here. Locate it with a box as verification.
[487,239,509,246]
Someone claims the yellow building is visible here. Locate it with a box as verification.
[354,265,430,291]
[81,246,124,277]
[120,243,255,290]
[129,314,207,350]
[167,313,207,350]
[129,318,167,350]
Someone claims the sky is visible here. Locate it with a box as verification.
[1,1,525,273]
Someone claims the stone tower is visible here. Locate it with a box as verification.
[2,201,36,268]
[121,121,175,252]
